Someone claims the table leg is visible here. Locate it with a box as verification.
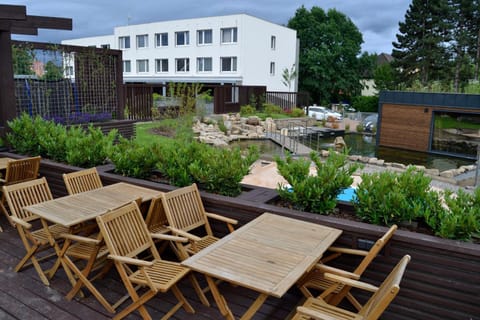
[205,275,235,320]
[39,219,76,285]
[240,293,268,320]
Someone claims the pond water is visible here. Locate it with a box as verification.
[230,134,474,171]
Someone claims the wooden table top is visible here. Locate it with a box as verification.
[24,182,162,227]
[0,157,14,170]
[182,212,342,298]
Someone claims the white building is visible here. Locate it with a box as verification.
[62,14,298,92]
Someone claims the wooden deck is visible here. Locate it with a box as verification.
[0,215,303,320]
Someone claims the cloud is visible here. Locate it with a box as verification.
[8,0,411,54]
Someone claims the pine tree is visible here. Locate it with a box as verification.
[392,0,451,87]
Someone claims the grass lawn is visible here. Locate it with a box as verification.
[134,121,174,145]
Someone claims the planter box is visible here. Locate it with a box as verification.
[2,151,478,320]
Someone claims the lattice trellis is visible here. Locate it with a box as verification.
[13,41,122,125]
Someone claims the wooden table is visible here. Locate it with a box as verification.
[182,212,342,320]
[23,182,163,313]
[25,182,161,226]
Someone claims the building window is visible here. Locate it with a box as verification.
[197,29,212,45]
[136,34,148,48]
[65,66,74,76]
[175,31,190,46]
[101,44,110,49]
[221,27,238,43]
[197,57,212,72]
[175,58,190,72]
[220,57,237,72]
[123,60,131,73]
[136,59,149,73]
[270,62,275,75]
[155,32,168,47]
[271,36,276,50]
[155,59,168,72]
[118,36,130,49]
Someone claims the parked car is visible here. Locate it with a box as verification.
[305,106,343,121]
[361,114,378,132]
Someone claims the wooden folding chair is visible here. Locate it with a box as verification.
[297,225,397,310]
[96,200,209,320]
[161,183,238,260]
[0,156,41,228]
[63,167,103,195]
[293,255,411,320]
[2,177,68,285]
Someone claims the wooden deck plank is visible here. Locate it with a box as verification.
[0,219,303,320]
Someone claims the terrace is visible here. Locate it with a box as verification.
[0,154,477,320]
[0,5,478,320]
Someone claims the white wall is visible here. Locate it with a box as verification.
[62,14,297,91]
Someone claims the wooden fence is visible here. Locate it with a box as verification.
[266,91,311,112]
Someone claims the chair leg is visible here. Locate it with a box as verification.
[113,290,156,320]
[188,273,210,306]
[171,284,194,314]
[0,196,14,227]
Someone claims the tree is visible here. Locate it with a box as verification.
[374,63,397,91]
[358,52,377,79]
[12,45,34,75]
[392,0,452,87]
[288,6,363,104]
[281,64,297,91]
[42,61,64,81]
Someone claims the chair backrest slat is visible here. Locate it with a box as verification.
[3,177,53,222]
[63,167,103,195]
[359,255,411,319]
[162,183,210,234]
[97,201,159,259]
[4,156,41,185]
[354,225,398,275]
[144,195,168,230]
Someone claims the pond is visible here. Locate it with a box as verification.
[230,134,474,171]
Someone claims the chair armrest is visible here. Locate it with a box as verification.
[328,246,369,256]
[10,216,32,229]
[314,264,360,280]
[108,254,153,267]
[324,272,378,293]
[205,212,238,225]
[296,306,339,320]
[167,226,202,242]
[60,233,100,244]
[151,233,188,243]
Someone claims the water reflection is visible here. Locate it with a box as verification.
[230,134,474,171]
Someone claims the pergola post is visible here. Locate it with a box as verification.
[0,30,15,135]
[0,4,72,135]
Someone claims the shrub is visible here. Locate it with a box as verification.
[240,105,256,116]
[351,96,379,112]
[290,108,305,117]
[108,137,160,178]
[354,167,444,225]
[263,103,283,116]
[424,188,480,241]
[65,125,117,168]
[189,145,259,196]
[275,150,361,214]
[156,139,203,187]
[7,113,68,162]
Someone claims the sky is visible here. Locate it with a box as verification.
[5,0,411,54]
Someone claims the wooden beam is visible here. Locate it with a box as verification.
[19,15,72,31]
[0,5,26,20]
[11,26,38,36]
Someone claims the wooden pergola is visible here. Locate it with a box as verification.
[0,4,72,135]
